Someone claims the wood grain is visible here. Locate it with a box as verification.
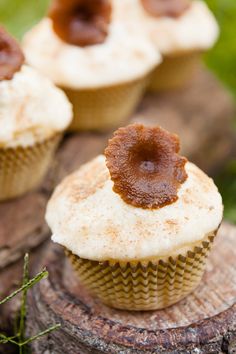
[27,222,236,353]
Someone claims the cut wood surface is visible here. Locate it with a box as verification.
[0,69,235,353]
[27,222,236,353]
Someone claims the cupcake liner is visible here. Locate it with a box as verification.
[0,134,61,201]
[67,231,216,311]
[63,77,149,132]
[148,52,201,92]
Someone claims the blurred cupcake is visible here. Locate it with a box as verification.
[46,123,223,311]
[0,26,72,201]
[113,0,219,91]
[22,0,161,131]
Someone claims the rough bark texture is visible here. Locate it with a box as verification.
[27,223,236,354]
[0,69,235,353]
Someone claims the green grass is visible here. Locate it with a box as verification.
[0,254,60,353]
[204,0,236,224]
[0,0,49,39]
[205,0,236,97]
[0,0,236,223]
[216,161,236,223]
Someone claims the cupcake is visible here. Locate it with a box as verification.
[0,26,72,201]
[46,124,223,311]
[112,0,219,91]
[22,0,161,131]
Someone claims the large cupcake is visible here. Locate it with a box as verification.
[0,26,72,201]
[46,124,223,311]
[113,0,219,91]
[22,0,161,131]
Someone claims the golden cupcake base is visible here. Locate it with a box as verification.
[0,134,61,201]
[64,77,148,132]
[148,52,201,92]
[67,231,216,311]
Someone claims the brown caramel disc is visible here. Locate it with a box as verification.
[48,0,112,47]
[105,124,188,209]
[141,0,191,18]
[0,27,25,81]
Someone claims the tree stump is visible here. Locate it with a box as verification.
[0,69,235,353]
[27,222,236,354]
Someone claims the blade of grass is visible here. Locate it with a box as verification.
[19,253,30,354]
[19,254,29,341]
[0,254,60,352]
[0,269,48,306]
[0,334,19,346]
[19,324,61,346]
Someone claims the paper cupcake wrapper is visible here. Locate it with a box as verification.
[148,52,201,92]
[63,77,149,132]
[0,134,61,201]
[67,231,216,311]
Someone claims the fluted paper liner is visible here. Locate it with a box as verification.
[64,77,148,132]
[0,134,61,201]
[67,231,216,311]
[149,52,201,92]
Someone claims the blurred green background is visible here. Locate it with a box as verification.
[0,0,236,222]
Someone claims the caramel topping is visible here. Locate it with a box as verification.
[105,124,187,209]
[0,27,24,81]
[48,0,112,47]
[141,0,191,18]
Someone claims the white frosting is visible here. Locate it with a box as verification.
[0,65,72,148]
[22,18,161,89]
[46,155,223,262]
[112,0,219,55]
